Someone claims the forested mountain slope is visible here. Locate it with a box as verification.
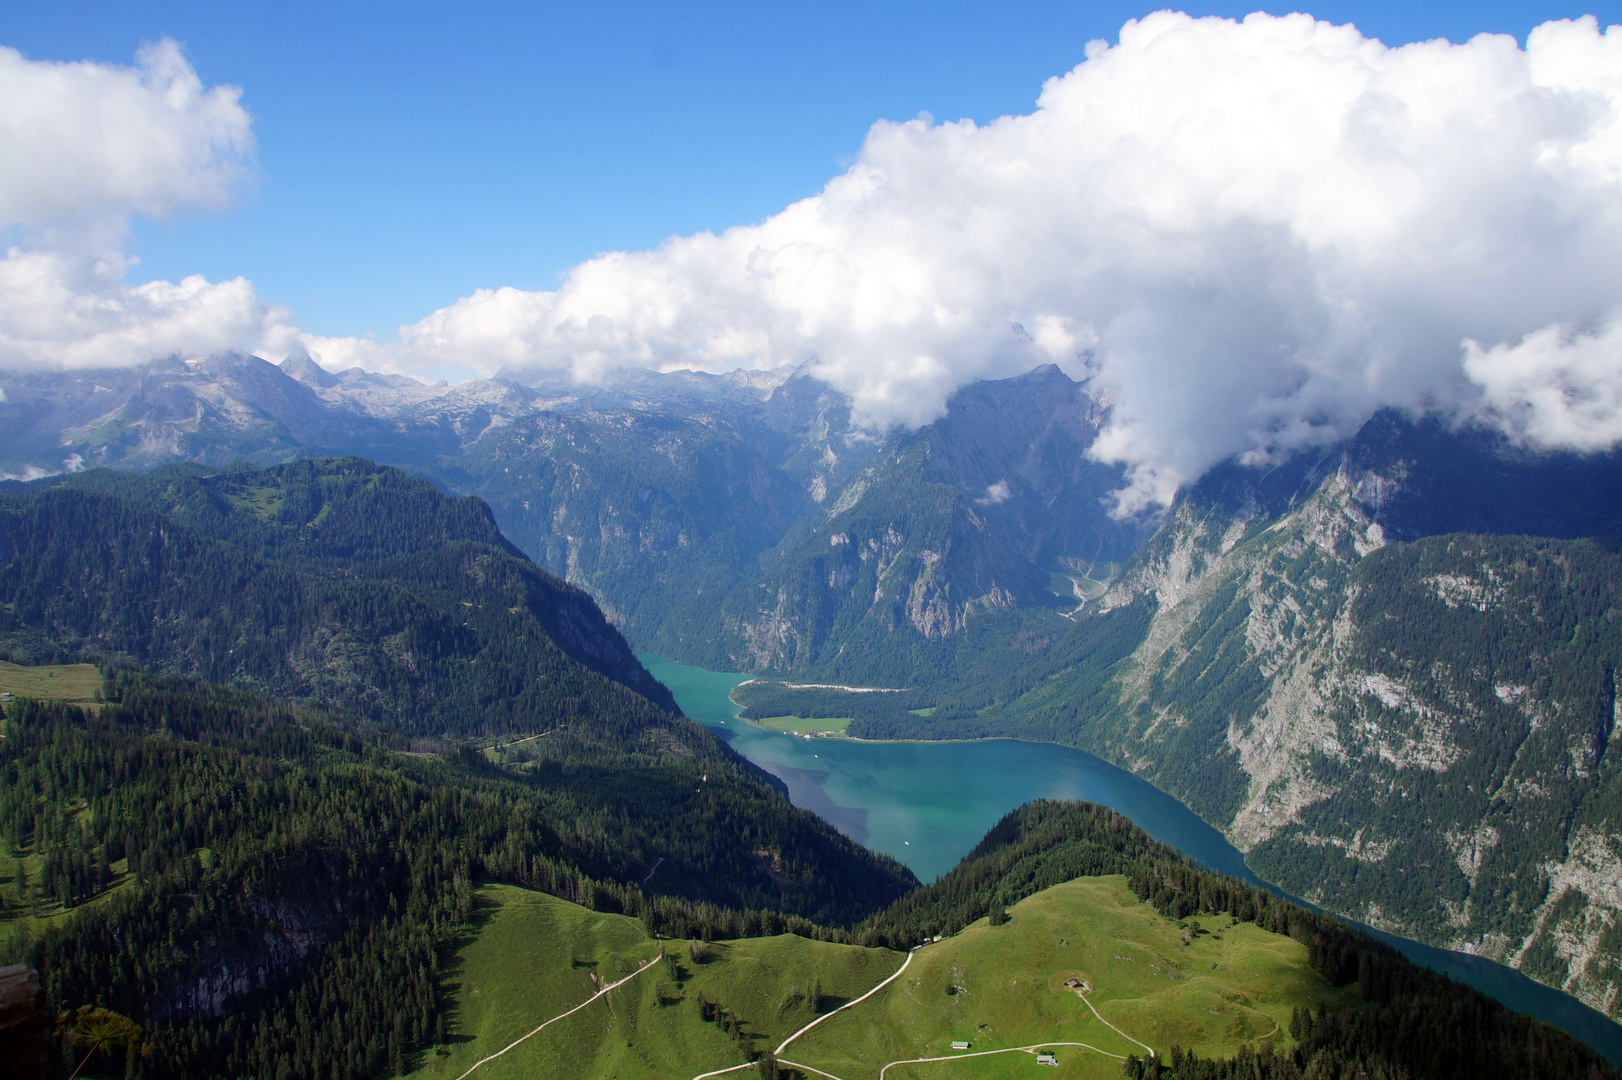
[0,453,927,1078]
[0,458,677,731]
[0,357,1153,681]
[0,671,916,1078]
[424,402,820,639]
[852,431,1622,1023]
[659,365,1152,677]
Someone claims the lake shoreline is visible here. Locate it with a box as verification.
[640,651,1622,1061]
[737,715,1016,747]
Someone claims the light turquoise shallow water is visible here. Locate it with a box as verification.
[639,651,1622,1063]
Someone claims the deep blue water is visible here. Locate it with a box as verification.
[640,652,1622,1064]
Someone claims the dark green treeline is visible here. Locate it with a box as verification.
[0,673,915,1078]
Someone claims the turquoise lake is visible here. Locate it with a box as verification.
[639,652,1622,1064]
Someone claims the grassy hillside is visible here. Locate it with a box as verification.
[413,839,1619,1080]
[793,877,1348,1080]
[408,876,1346,1080]
[409,884,902,1080]
[0,660,101,704]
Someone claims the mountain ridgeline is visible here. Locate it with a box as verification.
[5,356,1622,1046]
[848,422,1622,1024]
[0,458,677,732]
[0,355,1155,681]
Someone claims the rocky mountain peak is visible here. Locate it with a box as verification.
[278,349,340,389]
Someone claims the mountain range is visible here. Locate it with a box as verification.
[3,352,1621,1032]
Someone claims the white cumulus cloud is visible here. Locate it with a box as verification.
[979,480,1013,505]
[1464,321,1622,451]
[295,10,1622,511]
[0,39,267,369]
[8,16,1622,512]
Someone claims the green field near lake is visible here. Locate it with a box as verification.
[750,714,854,737]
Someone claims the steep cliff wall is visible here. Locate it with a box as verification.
[1002,444,1622,1021]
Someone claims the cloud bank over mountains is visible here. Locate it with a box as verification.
[6,15,1622,508]
[0,39,268,370]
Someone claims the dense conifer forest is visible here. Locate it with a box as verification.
[0,672,915,1077]
[0,459,677,731]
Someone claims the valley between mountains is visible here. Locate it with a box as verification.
[1,357,1620,1078]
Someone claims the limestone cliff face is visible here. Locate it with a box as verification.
[151,893,340,1024]
[1518,826,1622,1018]
[690,366,1154,676]
[0,357,1153,682]
[1074,440,1622,1021]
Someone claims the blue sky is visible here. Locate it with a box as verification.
[6,0,1619,340]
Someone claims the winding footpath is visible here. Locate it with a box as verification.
[1078,989,1156,1059]
[452,953,662,1080]
[876,1042,1127,1080]
[773,946,923,1056]
[488,730,553,751]
[687,946,923,1080]
[690,1065,758,1080]
[690,940,1159,1080]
